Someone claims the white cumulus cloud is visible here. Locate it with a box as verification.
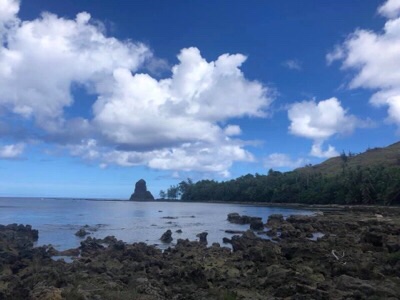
[0,1,273,175]
[0,0,19,24]
[288,97,357,158]
[224,125,242,136]
[328,0,400,126]
[378,0,400,18]
[0,0,19,43]
[0,7,150,130]
[310,141,339,158]
[288,98,357,139]
[264,153,306,169]
[70,139,253,176]
[0,143,24,158]
[88,47,271,173]
[93,48,270,148]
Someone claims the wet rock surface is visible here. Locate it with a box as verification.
[227,212,262,225]
[1,206,400,299]
[74,228,89,237]
[196,232,208,245]
[160,229,173,243]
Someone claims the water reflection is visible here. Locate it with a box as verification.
[0,198,313,250]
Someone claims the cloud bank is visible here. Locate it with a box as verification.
[0,0,273,173]
[328,0,400,127]
[0,9,149,130]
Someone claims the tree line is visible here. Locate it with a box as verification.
[160,165,400,205]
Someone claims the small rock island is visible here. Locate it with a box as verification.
[129,179,154,201]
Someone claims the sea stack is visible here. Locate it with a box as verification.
[129,179,155,201]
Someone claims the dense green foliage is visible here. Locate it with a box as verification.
[164,165,400,205]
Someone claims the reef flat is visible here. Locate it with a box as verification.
[0,206,399,299]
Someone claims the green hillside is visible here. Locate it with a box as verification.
[165,141,400,205]
[297,142,400,175]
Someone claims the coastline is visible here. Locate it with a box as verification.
[1,206,399,299]
[2,196,400,211]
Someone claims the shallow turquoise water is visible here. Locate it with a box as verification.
[0,197,312,250]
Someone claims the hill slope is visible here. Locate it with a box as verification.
[170,141,400,205]
[297,141,400,175]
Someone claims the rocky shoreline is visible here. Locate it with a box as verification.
[1,206,400,299]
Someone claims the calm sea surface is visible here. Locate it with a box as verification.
[0,198,313,250]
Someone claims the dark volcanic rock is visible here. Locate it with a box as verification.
[2,207,400,300]
[286,215,315,223]
[267,214,284,227]
[58,248,80,256]
[75,228,89,237]
[266,228,278,237]
[227,213,262,225]
[222,237,231,244]
[225,229,245,234]
[227,212,241,223]
[0,224,39,242]
[196,232,208,245]
[160,229,173,243]
[79,236,105,256]
[386,235,400,253]
[362,229,384,247]
[129,179,154,201]
[250,219,264,230]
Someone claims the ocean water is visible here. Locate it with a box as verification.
[0,198,313,250]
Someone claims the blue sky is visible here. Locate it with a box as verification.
[1,0,400,198]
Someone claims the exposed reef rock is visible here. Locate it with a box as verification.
[196,232,208,245]
[129,179,154,201]
[1,207,400,299]
[74,228,89,237]
[227,213,264,231]
[160,229,173,243]
[250,219,264,230]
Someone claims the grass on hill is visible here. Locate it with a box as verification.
[296,141,400,176]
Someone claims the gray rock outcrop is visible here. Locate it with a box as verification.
[196,232,208,245]
[160,230,173,243]
[129,179,154,201]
